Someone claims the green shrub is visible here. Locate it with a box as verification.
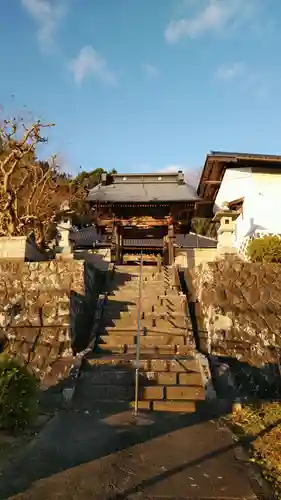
[247,235,281,262]
[0,355,39,430]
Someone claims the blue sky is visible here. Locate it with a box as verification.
[1,0,281,183]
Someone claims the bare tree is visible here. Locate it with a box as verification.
[0,118,64,248]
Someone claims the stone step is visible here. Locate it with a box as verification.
[140,385,205,401]
[83,364,203,389]
[109,282,174,290]
[109,291,182,300]
[110,281,175,290]
[96,344,178,356]
[110,318,188,330]
[152,401,197,412]
[114,266,158,272]
[142,371,203,386]
[110,280,166,288]
[125,301,183,311]
[99,333,187,346]
[129,400,197,413]
[120,310,187,320]
[108,292,171,302]
[126,345,179,355]
[143,357,201,373]
[83,368,134,386]
[86,384,134,402]
[124,305,189,317]
[86,354,201,374]
[98,325,188,345]
[102,327,188,337]
[96,343,195,356]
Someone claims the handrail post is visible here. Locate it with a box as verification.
[134,249,143,416]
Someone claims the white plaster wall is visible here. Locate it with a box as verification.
[250,170,281,234]
[215,167,252,210]
[214,168,253,247]
[214,167,281,247]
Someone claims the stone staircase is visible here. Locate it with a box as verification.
[84,265,206,412]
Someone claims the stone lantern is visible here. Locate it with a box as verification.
[55,201,74,260]
[213,202,240,256]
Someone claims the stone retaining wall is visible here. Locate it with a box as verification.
[193,258,281,363]
[191,258,281,397]
[0,260,108,388]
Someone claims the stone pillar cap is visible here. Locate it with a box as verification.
[213,209,240,222]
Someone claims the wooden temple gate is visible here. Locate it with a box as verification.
[92,203,194,265]
[87,172,210,265]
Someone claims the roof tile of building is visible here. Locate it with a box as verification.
[87,172,200,203]
[175,233,217,248]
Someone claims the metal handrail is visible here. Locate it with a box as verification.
[133,249,143,416]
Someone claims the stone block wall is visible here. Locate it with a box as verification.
[0,260,108,388]
[193,258,281,363]
[191,257,281,396]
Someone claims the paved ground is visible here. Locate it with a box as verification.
[0,373,264,500]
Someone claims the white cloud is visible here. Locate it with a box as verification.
[69,46,117,86]
[158,165,201,188]
[216,62,245,81]
[158,165,181,173]
[165,0,252,43]
[142,63,159,78]
[21,0,65,52]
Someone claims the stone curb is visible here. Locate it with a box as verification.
[62,292,108,406]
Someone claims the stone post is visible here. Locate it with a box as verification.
[213,204,239,257]
[55,202,74,260]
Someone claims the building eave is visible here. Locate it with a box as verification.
[197,151,281,204]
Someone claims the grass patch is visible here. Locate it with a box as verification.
[226,402,281,498]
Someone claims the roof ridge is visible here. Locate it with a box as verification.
[189,232,217,241]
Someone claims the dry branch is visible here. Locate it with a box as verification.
[0,119,63,247]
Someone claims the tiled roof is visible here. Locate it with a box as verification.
[70,226,217,249]
[70,226,106,246]
[175,233,217,248]
[88,172,200,203]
